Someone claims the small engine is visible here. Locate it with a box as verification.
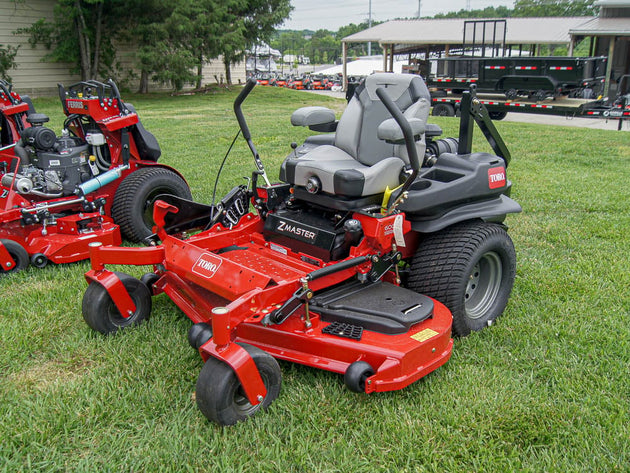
[2,113,101,197]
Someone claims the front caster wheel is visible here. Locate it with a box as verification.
[344,361,375,393]
[82,272,152,335]
[0,239,29,274]
[407,221,516,337]
[187,323,213,350]
[196,343,281,426]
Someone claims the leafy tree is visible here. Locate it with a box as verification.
[513,0,597,17]
[136,22,197,91]
[222,0,292,84]
[16,0,132,80]
[0,44,19,81]
[433,6,513,19]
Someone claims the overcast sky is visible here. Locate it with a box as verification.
[282,0,516,31]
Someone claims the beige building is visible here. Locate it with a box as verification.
[0,0,245,95]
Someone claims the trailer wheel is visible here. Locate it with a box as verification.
[489,111,507,121]
[82,272,152,335]
[407,221,516,337]
[505,89,517,101]
[344,361,375,393]
[0,239,29,274]
[534,90,547,102]
[432,103,456,117]
[111,167,192,243]
[196,343,281,425]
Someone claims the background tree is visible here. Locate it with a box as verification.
[512,0,597,17]
[0,44,19,81]
[16,0,132,80]
[222,0,292,84]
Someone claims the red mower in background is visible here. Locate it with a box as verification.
[82,73,520,425]
[0,79,191,274]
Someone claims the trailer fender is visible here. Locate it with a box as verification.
[496,75,557,93]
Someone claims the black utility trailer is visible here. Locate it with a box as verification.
[428,56,608,101]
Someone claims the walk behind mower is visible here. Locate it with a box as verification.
[81,73,520,425]
[0,79,191,274]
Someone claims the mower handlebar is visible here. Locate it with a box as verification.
[107,79,127,115]
[376,87,422,213]
[0,80,17,105]
[234,78,257,141]
[375,87,421,173]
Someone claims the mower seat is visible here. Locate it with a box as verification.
[280,73,431,200]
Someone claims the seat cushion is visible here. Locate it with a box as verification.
[283,145,404,197]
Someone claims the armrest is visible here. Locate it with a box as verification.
[377,117,426,144]
[291,106,336,127]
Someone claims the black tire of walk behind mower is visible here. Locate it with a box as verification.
[0,239,29,274]
[196,343,281,426]
[111,167,192,243]
[82,272,152,335]
[407,221,516,337]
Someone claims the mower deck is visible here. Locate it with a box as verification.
[87,212,453,394]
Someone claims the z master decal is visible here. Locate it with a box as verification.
[192,253,222,279]
[276,220,318,242]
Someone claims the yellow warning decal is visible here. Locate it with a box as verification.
[411,329,439,343]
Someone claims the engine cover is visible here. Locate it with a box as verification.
[30,142,91,195]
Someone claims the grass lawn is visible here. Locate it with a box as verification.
[1,85,629,472]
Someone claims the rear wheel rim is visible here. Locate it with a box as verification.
[465,251,502,320]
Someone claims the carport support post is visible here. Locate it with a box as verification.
[389,45,395,71]
[603,37,616,98]
[342,41,348,91]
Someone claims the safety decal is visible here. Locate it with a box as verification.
[411,328,439,343]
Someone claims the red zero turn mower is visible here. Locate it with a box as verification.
[0,79,191,274]
[82,73,520,425]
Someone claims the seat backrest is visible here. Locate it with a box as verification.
[334,73,431,166]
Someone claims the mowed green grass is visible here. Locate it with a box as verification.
[1,85,629,472]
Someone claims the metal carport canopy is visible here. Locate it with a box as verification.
[339,17,594,88]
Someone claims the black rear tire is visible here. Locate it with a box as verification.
[82,272,152,335]
[196,343,281,425]
[111,167,192,242]
[0,239,29,274]
[407,221,516,337]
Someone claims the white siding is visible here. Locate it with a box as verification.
[1,0,246,95]
[0,0,80,94]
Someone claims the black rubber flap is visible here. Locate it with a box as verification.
[311,280,433,334]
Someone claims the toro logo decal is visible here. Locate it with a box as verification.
[67,100,85,110]
[192,253,222,279]
[488,166,506,189]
